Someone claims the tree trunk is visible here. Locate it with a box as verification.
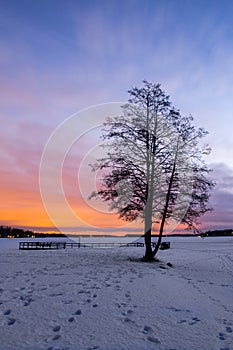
[151,226,163,258]
[143,201,155,261]
[151,140,179,258]
[143,228,153,261]
[143,191,154,261]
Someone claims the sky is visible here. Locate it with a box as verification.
[0,0,233,235]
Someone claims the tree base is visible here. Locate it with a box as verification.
[141,255,160,263]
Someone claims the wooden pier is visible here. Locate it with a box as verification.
[19,241,170,250]
[19,241,71,250]
[19,241,145,250]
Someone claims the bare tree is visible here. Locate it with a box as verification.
[90,81,214,261]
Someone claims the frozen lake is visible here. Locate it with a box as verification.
[0,236,232,350]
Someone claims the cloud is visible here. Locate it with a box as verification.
[200,163,233,230]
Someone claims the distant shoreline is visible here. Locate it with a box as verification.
[0,225,232,239]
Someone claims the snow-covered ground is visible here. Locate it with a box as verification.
[0,236,232,350]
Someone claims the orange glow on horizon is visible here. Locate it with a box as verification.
[0,154,214,235]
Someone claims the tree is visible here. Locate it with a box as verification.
[90,81,214,261]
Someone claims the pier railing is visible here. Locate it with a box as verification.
[19,241,170,250]
[19,241,145,250]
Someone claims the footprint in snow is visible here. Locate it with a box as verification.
[189,317,201,325]
[127,309,133,314]
[218,332,225,341]
[169,307,182,312]
[225,326,232,333]
[143,325,153,334]
[75,309,82,315]
[8,318,16,326]
[122,309,133,316]
[52,334,61,341]
[4,309,11,315]
[114,285,121,291]
[53,325,61,332]
[178,320,187,324]
[147,336,160,344]
[124,317,134,323]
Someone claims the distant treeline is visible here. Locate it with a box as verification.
[201,229,233,237]
[0,226,232,238]
[0,226,66,238]
[151,229,233,237]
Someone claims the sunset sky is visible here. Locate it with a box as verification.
[1,0,233,235]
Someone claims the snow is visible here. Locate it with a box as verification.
[0,236,232,350]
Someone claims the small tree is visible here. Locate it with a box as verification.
[90,81,214,261]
